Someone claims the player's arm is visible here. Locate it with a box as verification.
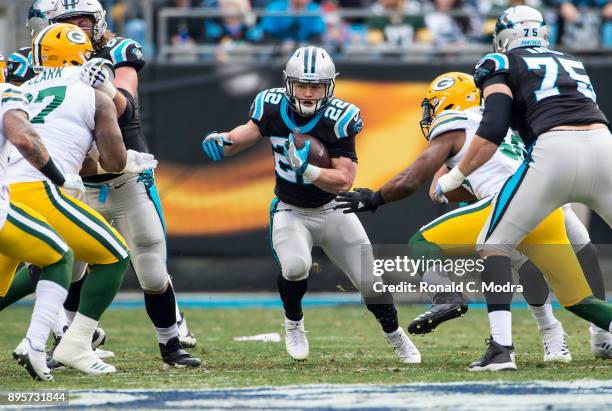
[334,130,463,213]
[429,165,449,202]
[202,120,263,161]
[312,156,356,194]
[93,89,127,172]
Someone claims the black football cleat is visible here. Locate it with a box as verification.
[469,337,517,372]
[160,337,202,370]
[408,293,468,335]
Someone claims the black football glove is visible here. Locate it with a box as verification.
[334,188,386,214]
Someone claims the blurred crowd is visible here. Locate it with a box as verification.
[100,0,612,58]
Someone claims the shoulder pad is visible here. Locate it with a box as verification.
[0,85,28,113]
[324,98,362,139]
[99,37,145,71]
[249,88,284,122]
[473,53,509,88]
[7,48,34,83]
[428,110,470,141]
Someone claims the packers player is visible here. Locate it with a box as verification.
[0,55,74,381]
[4,23,154,375]
[434,6,612,370]
[336,71,612,370]
[202,46,421,363]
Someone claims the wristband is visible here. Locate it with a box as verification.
[39,158,66,186]
[371,190,386,206]
[440,167,466,192]
[302,164,321,181]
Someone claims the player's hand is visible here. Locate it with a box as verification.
[284,133,310,174]
[202,132,233,161]
[334,188,385,214]
[80,58,116,98]
[123,150,158,174]
[434,167,465,203]
[62,173,86,193]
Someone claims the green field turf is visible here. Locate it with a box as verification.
[0,305,610,390]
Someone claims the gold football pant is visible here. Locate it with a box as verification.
[9,181,129,265]
[0,201,69,296]
[410,197,592,306]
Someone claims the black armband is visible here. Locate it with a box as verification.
[39,158,65,186]
[117,88,136,126]
[475,93,513,146]
[372,190,386,207]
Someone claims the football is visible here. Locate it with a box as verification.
[444,186,476,203]
[292,131,332,168]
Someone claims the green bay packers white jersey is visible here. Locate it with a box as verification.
[7,67,95,184]
[429,107,525,199]
[0,84,29,228]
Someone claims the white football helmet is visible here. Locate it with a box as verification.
[494,6,549,53]
[46,0,107,43]
[284,46,337,117]
[26,0,57,38]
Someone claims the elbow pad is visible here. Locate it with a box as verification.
[117,88,136,126]
[475,93,513,146]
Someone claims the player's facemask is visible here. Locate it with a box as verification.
[285,78,334,117]
[420,72,481,140]
[31,23,94,73]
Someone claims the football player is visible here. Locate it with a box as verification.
[336,70,612,370]
[0,55,74,381]
[4,23,155,374]
[432,6,612,370]
[6,0,200,367]
[202,46,421,363]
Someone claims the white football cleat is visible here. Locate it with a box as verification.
[284,317,309,360]
[591,326,612,359]
[53,335,116,375]
[13,338,53,381]
[541,321,572,363]
[94,348,115,359]
[384,328,422,364]
[178,312,197,348]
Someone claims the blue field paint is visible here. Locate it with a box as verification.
[24,381,612,410]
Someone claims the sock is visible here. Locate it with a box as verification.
[488,310,512,347]
[528,303,557,329]
[144,284,179,343]
[52,309,68,337]
[566,296,612,332]
[384,327,402,338]
[26,280,68,351]
[0,265,35,311]
[577,243,606,300]
[167,276,183,323]
[78,258,129,321]
[64,274,87,313]
[64,312,98,344]
[65,309,76,325]
[365,292,399,333]
[518,260,551,306]
[277,273,307,321]
[482,256,513,346]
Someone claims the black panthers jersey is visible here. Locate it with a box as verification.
[250,88,363,208]
[7,47,36,84]
[474,47,609,148]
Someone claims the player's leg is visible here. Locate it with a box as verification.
[9,182,129,374]
[0,202,73,381]
[406,197,493,334]
[319,208,420,364]
[107,179,200,369]
[271,199,313,360]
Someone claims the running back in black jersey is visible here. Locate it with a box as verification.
[7,47,36,84]
[473,47,609,148]
[250,88,363,208]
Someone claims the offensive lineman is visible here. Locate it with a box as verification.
[202,46,421,363]
[5,0,200,367]
[433,6,612,370]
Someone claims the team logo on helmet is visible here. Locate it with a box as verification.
[62,0,79,10]
[432,77,456,91]
[67,29,87,44]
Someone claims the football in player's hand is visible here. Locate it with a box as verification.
[292,131,332,168]
[444,186,476,203]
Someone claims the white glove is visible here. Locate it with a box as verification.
[80,58,117,99]
[434,167,466,203]
[122,150,158,174]
[62,173,86,194]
